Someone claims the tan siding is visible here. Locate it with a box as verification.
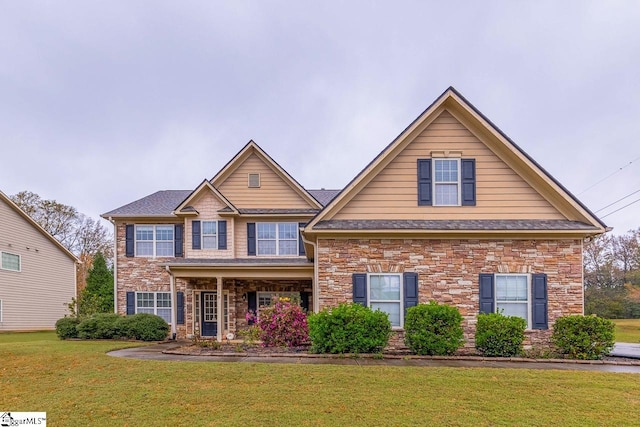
[333,110,565,221]
[184,192,235,259]
[0,200,76,331]
[218,153,312,209]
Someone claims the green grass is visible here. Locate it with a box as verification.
[1,332,639,426]
[613,319,640,343]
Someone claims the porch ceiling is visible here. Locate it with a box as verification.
[162,258,313,279]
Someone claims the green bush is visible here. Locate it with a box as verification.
[116,314,169,341]
[404,302,464,355]
[77,313,122,339]
[55,317,80,339]
[551,315,615,360]
[475,313,526,357]
[308,303,392,354]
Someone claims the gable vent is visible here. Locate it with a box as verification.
[248,173,261,188]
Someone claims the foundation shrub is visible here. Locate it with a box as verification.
[55,317,80,339]
[404,302,464,356]
[77,313,122,339]
[257,301,308,347]
[116,314,169,341]
[475,313,526,357]
[551,315,615,360]
[308,303,392,354]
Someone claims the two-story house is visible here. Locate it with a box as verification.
[103,87,606,347]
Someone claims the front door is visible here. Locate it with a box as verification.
[201,292,217,337]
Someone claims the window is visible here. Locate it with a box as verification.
[135,225,174,257]
[434,158,460,206]
[202,221,217,249]
[257,223,298,256]
[1,252,20,272]
[368,274,402,327]
[495,274,530,325]
[248,173,261,188]
[136,292,172,323]
[257,292,299,310]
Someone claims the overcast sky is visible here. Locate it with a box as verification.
[1,1,639,235]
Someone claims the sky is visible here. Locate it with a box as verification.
[1,1,639,235]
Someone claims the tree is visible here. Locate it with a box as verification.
[82,252,114,314]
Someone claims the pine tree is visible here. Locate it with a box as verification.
[83,252,114,313]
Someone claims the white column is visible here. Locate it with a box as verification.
[216,276,223,342]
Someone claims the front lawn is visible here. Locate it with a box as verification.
[613,318,640,343]
[1,332,639,426]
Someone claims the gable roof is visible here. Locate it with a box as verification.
[307,189,341,207]
[306,86,607,235]
[173,179,239,216]
[102,190,191,218]
[211,140,322,210]
[0,190,79,263]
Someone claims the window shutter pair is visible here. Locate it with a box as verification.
[246,222,306,256]
[478,273,548,330]
[126,291,184,325]
[125,224,183,257]
[191,220,227,250]
[352,272,419,317]
[416,159,476,206]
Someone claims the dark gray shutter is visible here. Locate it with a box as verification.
[352,273,367,306]
[300,291,310,312]
[417,159,432,206]
[218,220,227,250]
[479,274,495,314]
[298,222,306,256]
[192,220,201,250]
[461,159,476,206]
[174,224,184,257]
[126,292,135,315]
[531,273,548,330]
[403,272,419,318]
[176,291,184,324]
[125,225,135,257]
[247,223,256,256]
[247,291,257,324]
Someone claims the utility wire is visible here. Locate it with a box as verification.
[600,197,640,219]
[577,155,640,195]
[595,187,640,213]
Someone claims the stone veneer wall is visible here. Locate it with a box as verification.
[316,238,583,348]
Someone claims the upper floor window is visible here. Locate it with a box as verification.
[1,251,21,272]
[202,221,218,249]
[434,159,460,206]
[248,173,261,188]
[135,225,174,257]
[257,222,298,256]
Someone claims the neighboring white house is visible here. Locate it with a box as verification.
[0,190,78,331]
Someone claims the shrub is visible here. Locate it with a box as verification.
[116,313,169,341]
[404,301,464,355]
[308,303,392,354]
[475,313,526,357]
[551,315,615,360]
[55,317,80,339]
[257,301,308,347]
[77,313,122,339]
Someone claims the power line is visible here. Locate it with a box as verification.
[595,187,640,213]
[577,155,640,195]
[600,197,640,219]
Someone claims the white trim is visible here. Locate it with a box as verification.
[256,222,299,256]
[134,224,175,258]
[193,290,230,335]
[256,291,300,315]
[494,273,531,329]
[366,272,403,328]
[135,291,173,324]
[201,220,218,249]
[0,299,3,322]
[433,158,461,206]
[0,251,21,272]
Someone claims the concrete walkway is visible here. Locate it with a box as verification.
[108,342,640,374]
[611,342,640,359]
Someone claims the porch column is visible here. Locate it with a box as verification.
[216,276,223,342]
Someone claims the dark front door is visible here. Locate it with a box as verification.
[201,292,217,337]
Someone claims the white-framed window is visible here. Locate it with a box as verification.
[135,225,174,257]
[433,158,460,206]
[368,273,402,327]
[256,292,300,312]
[1,252,21,272]
[202,221,218,249]
[495,274,530,326]
[248,173,261,188]
[257,223,298,256]
[136,292,172,324]
[193,291,229,332]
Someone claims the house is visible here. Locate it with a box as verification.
[0,190,78,331]
[102,87,606,347]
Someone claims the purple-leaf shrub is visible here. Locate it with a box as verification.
[257,301,309,348]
